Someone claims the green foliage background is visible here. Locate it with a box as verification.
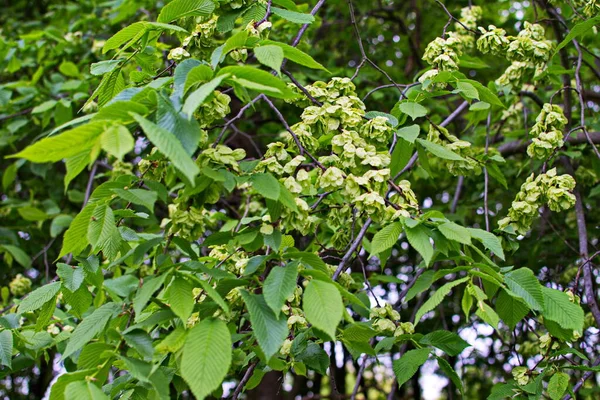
[1,0,600,399]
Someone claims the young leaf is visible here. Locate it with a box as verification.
[218,66,297,99]
[240,291,288,359]
[250,173,281,200]
[271,7,315,24]
[263,264,298,317]
[100,124,134,161]
[415,138,466,161]
[112,188,157,213]
[547,371,569,400]
[398,102,428,120]
[57,263,85,292]
[260,40,328,71]
[181,318,232,400]
[392,348,431,388]
[303,280,343,340]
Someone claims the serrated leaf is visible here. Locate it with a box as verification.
[392,348,430,388]
[264,264,298,317]
[541,287,584,332]
[181,318,232,400]
[197,279,230,316]
[62,302,120,360]
[547,372,569,400]
[64,151,91,190]
[1,244,31,268]
[166,277,194,322]
[420,331,470,356]
[65,381,109,400]
[157,0,215,23]
[254,45,284,75]
[406,270,435,302]
[56,263,85,292]
[371,222,403,255]
[218,66,297,99]
[132,113,200,186]
[260,40,328,71]
[405,224,434,266]
[103,22,146,53]
[415,277,469,324]
[397,124,420,143]
[87,204,120,259]
[495,289,529,329]
[100,124,134,160]
[59,203,95,258]
[0,330,12,368]
[112,188,157,213]
[467,228,505,260]
[133,274,166,320]
[182,75,228,119]
[476,302,500,329]
[437,356,463,394]
[18,282,62,314]
[303,280,343,340]
[416,138,466,161]
[250,173,281,200]
[184,65,214,94]
[398,102,428,120]
[271,7,314,24]
[8,122,105,163]
[555,15,600,54]
[454,81,479,100]
[438,221,471,245]
[240,291,288,359]
[504,268,544,311]
[90,60,121,76]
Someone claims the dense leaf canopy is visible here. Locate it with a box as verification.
[1,0,600,399]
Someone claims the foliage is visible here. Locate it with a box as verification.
[1,0,600,399]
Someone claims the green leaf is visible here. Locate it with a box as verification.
[541,287,584,332]
[133,274,167,320]
[240,291,288,359]
[218,66,297,99]
[459,79,504,108]
[438,221,471,245]
[271,7,315,24]
[65,381,109,400]
[416,138,466,161]
[476,302,500,329]
[406,270,435,302]
[157,0,215,23]
[405,224,434,266]
[555,15,600,53]
[250,173,281,200]
[197,279,230,316]
[112,188,157,212]
[222,31,249,58]
[467,228,505,260]
[495,289,529,329]
[547,371,569,400]
[414,277,469,324]
[90,60,121,76]
[18,282,61,314]
[59,203,95,258]
[100,124,134,160]
[392,348,430,388]
[264,264,298,317]
[437,356,463,394]
[64,151,91,190]
[184,65,214,93]
[397,124,420,143]
[49,370,97,400]
[132,113,200,186]
[504,268,544,311]
[0,330,12,369]
[57,263,85,292]
[182,75,229,118]
[166,277,194,322]
[62,302,120,360]
[303,280,343,340]
[371,222,403,255]
[181,318,232,400]
[103,22,146,53]
[260,40,328,71]
[93,101,148,123]
[398,102,428,120]
[454,81,479,100]
[1,244,31,268]
[87,204,120,259]
[420,331,470,356]
[254,45,284,75]
[8,122,105,163]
